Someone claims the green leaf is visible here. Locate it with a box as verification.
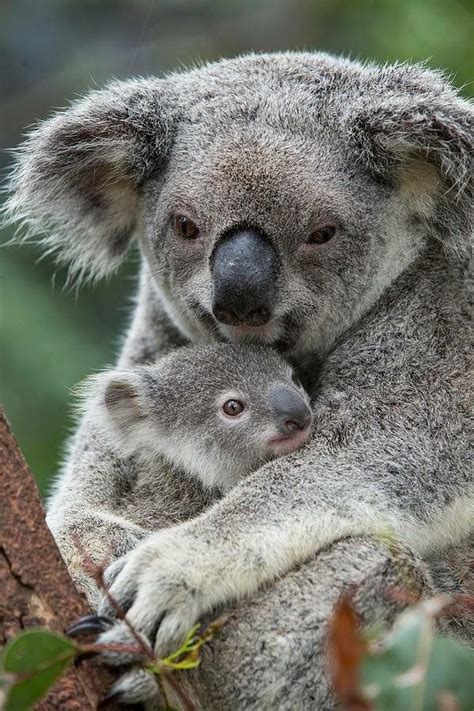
[361,605,474,711]
[1,629,78,711]
[147,616,228,676]
[423,636,474,711]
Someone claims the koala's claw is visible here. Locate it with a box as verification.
[97,688,128,710]
[66,614,113,637]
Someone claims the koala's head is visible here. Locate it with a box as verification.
[94,345,312,490]
[6,53,472,356]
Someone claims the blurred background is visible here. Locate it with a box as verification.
[1,0,473,494]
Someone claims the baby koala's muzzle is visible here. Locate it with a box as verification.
[270,385,312,436]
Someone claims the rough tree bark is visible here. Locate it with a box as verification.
[0,408,120,710]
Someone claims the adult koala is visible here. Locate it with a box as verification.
[6,53,473,708]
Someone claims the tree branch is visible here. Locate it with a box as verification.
[0,408,120,710]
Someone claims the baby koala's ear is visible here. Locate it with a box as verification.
[103,375,144,436]
[76,367,159,454]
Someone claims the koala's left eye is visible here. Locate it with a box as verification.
[174,215,200,239]
[307,225,337,245]
[222,400,244,416]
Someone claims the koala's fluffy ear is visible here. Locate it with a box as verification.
[4,79,174,282]
[104,376,143,431]
[355,94,473,257]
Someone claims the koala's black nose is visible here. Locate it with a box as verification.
[270,386,312,435]
[211,229,280,327]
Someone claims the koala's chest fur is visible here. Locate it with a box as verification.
[115,455,221,530]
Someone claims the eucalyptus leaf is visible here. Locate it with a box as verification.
[2,629,78,711]
[361,606,474,711]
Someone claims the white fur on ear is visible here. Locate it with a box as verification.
[355,94,473,259]
[3,78,173,284]
[398,158,441,219]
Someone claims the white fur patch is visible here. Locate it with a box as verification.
[398,158,440,219]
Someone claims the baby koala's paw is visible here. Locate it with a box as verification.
[96,526,222,659]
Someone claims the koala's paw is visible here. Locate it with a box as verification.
[94,528,220,663]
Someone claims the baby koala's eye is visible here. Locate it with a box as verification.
[173,214,200,239]
[222,399,244,417]
[307,224,336,245]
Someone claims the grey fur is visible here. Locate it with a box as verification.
[4,51,473,708]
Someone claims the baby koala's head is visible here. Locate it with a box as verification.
[94,344,312,490]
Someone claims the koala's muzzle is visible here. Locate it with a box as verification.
[211,229,280,327]
[270,385,312,436]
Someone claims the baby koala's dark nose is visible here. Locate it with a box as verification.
[270,385,312,435]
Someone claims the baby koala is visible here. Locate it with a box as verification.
[94,344,312,491]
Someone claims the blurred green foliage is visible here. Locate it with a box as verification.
[0,0,472,494]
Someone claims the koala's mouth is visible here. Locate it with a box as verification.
[267,425,311,456]
[191,300,300,352]
[217,319,284,345]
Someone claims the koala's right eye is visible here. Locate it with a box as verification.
[222,400,245,417]
[173,215,200,239]
[307,224,337,245]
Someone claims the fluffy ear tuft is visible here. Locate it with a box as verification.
[355,94,473,258]
[3,78,174,283]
